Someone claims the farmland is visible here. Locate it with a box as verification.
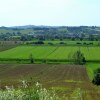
[43,40,100,45]
[0,45,100,62]
[86,63,100,80]
[0,44,17,52]
[0,28,34,34]
[1,0,100,98]
[0,44,99,99]
[0,64,99,100]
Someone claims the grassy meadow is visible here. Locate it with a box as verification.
[44,40,100,45]
[0,45,100,62]
[86,63,100,80]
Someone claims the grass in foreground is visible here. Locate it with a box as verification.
[0,81,61,100]
[0,80,84,100]
[86,63,100,80]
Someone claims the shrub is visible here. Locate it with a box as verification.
[59,42,65,44]
[83,42,87,45]
[48,42,54,45]
[34,41,44,44]
[29,53,34,63]
[42,59,47,63]
[89,42,93,45]
[92,68,100,86]
[76,42,81,45]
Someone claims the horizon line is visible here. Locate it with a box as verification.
[0,25,99,27]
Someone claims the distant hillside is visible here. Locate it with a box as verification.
[7,25,59,29]
[0,25,100,34]
[0,25,100,41]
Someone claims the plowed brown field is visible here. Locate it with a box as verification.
[0,64,99,100]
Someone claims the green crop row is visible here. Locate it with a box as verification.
[0,46,100,62]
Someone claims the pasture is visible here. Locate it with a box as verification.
[0,64,99,100]
[86,63,100,80]
[0,46,100,62]
[44,40,100,45]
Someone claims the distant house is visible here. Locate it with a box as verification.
[27,32,34,36]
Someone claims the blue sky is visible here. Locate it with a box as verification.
[0,0,100,26]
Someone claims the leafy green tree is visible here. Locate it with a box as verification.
[92,68,100,86]
[72,50,86,64]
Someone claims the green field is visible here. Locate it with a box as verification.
[86,63,100,80]
[0,46,100,61]
[0,45,99,99]
[44,40,100,45]
[0,28,34,34]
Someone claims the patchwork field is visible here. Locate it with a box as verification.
[0,46,100,62]
[0,45,99,99]
[0,64,99,100]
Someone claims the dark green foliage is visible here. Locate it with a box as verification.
[42,59,47,63]
[59,42,66,44]
[76,42,81,45]
[72,50,86,64]
[48,42,54,45]
[29,53,34,63]
[0,26,100,41]
[33,41,44,44]
[92,68,100,86]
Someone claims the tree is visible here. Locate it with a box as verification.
[29,53,34,63]
[72,50,86,64]
[92,68,100,86]
[89,35,94,41]
[42,59,47,63]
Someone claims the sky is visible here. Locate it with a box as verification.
[0,0,100,26]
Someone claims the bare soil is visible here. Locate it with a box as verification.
[0,64,99,100]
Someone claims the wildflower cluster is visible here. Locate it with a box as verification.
[22,82,60,100]
[0,81,60,100]
[0,86,24,100]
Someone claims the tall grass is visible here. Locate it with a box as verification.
[0,81,61,100]
[0,81,83,100]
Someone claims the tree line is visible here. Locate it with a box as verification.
[0,26,100,41]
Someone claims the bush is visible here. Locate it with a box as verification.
[92,68,100,86]
[34,41,44,44]
[83,42,87,45]
[42,59,47,63]
[76,42,81,45]
[89,42,93,45]
[59,42,65,44]
[48,42,54,45]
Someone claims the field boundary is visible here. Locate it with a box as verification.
[0,58,100,64]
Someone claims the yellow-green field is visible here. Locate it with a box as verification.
[86,63,100,80]
[0,46,99,61]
